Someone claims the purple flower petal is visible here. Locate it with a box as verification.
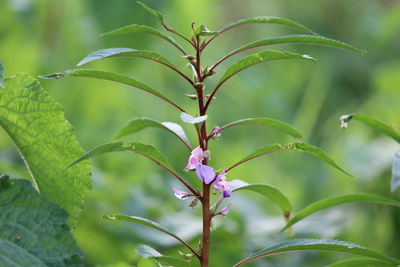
[185,147,204,170]
[218,202,233,215]
[196,164,215,184]
[172,188,189,200]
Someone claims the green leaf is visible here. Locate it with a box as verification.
[76,48,176,68]
[136,245,189,267]
[101,24,186,55]
[0,60,4,87]
[233,239,400,267]
[326,258,397,267]
[218,50,316,85]
[217,16,317,35]
[116,117,192,150]
[104,215,196,256]
[233,183,292,213]
[391,151,400,192]
[228,141,350,176]
[137,1,166,26]
[340,113,400,143]
[0,177,84,266]
[40,69,184,112]
[180,112,208,124]
[221,117,302,139]
[228,35,366,58]
[0,74,91,227]
[281,193,400,231]
[70,141,175,172]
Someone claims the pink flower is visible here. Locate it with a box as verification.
[211,126,222,140]
[196,164,215,184]
[218,202,233,215]
[185,147,204,170]
[213,170,231,198]
[172,188,190,200]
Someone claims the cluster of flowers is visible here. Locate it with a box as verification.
[173,147,232,214]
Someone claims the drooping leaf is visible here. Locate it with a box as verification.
[233,183,292,213]
[116,117,192,150]
[228,35,366,58]
[0,74,91,227]
[40,69,185,112]
[104,215,198,257]
[233,239,400,267]
[137,1,166,26]
[218,50,316,86]
[220,117,302,139]
[180,112,208,124]
[227,141,350,176]
[326,258,397,267]
[101,24,186,55]
[136,244,189,267]
[0,177,84,266]
[77,48,176,68]
[340,113,400,143]
[217,16,317,36]
[391,151,400,192]
[0,60,4,87]
[281,193,400,231]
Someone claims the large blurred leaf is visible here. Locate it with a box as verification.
[136,245,189,267]
[218,50,316,86]
[101,24,186,55]
[104,215,198,257]
[233,183,292,213]
[326,258,396,267]
[281,193,400,231]
[116,117,192,150]
[227,35,365,58]
[215,16,317,37]
[227,141,350,176]
[41,69,185,112]
[77,48,176,68]
[0,176,84,266]
[234,239,400,266]
[340,113,400,143]
[220,117,302,139]
[0,60,4,87]
[0,74,91,227]
[392,151,400,192]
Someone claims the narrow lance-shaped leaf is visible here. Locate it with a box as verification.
[326,258,397,267]
[116,117,192,150]
[340,113,400,143]
[218,50,316,87]
[77,48,175,68]
[0,177,85,266]
[281,193,400,232]
[101,24,187,55]
[227,141,351,176]
[70,142,196,195]
[233,183,292,213]
[40,69,185,112]
[391,151,400,192]
[137,1,166,27]
[180,112,208,124]
[212,35,365,69]
[76,48,192,85]
[136,245,189,267]
[0,74,91,227]
[220,117,302,139]
[204,16,318,48]
[104,215,199,257]
[234,239,400,267]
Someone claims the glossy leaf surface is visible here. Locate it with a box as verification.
[234,239,400,266]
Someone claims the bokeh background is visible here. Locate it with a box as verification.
[1,0,400,266]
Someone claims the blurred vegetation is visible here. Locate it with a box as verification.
[1,0,400,266]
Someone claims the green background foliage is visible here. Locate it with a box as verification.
[1,0,399,266]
